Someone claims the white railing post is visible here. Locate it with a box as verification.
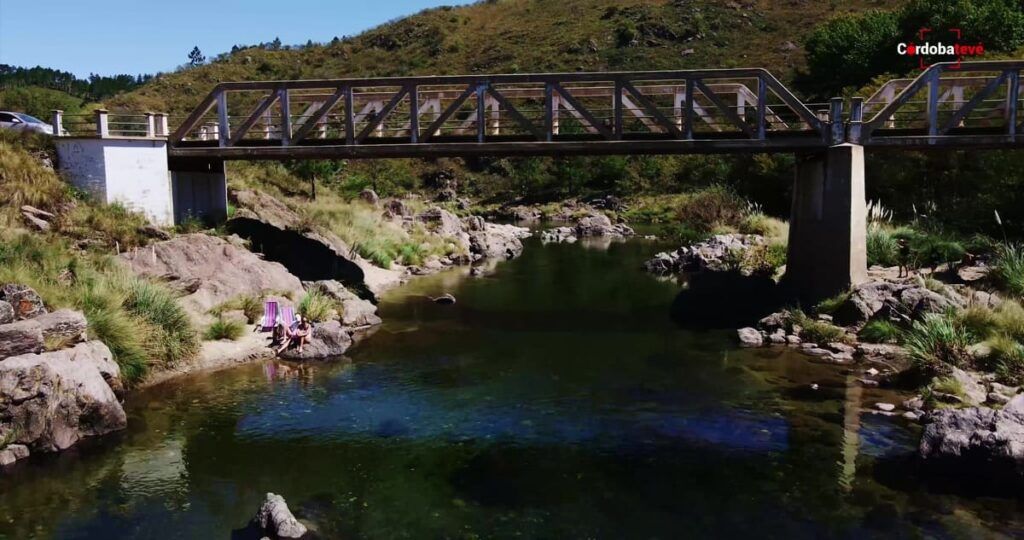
[145,112,156,137]
[95,109,109,138]
[51,110,64,137]
[155,113,169,137]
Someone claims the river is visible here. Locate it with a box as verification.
[1,236,1022,538]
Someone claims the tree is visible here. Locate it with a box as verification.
[188,46,206,67]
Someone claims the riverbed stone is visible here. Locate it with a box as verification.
[875,402,896,412]
[949,367,987,406]
[253,492,308,539]
[468,223,530,261]
[736,327,763,347]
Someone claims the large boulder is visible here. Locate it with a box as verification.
[278,320,353,361]
[119,233,305,322]
[0,284,48,320]
[0,341,126,452]
[832,281,900,327]
[919,394,1024,479]
[303,280,382,328]
[0,319,44,359]
[417,207,470,248]
[468,223,530,261]
[252,493,308,538]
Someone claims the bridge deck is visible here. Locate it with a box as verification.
[155,61,1022,159]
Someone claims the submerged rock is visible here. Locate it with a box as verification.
[0,341,126,453]
[253,493,308,539]
[432,293,457,305]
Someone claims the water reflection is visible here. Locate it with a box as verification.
[1,238,1023,538]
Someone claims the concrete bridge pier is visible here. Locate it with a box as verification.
[168,157,228,225]
[785,143,868,303]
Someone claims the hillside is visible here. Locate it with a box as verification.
[111,0,900,114]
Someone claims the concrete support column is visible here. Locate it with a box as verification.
[785,143,868,302]
[145,112,156,137]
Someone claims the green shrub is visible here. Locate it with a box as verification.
[984,334,1024,384]
[398,242,426,266]
[123,280,198,366]
[930,375,967,401]
[789,310,850,344]
[0,231,198,383]
[859,319,902,343]
[815,290,851,315]
[994,299,1024,341]
[904,312,973,375]
[298,289,339,322]
[867,225,899,267]
[742,243,787,277]
[956,305,1000,341]
[991,244,1024,297]
[209,293,263,323]
[204,317,244,341]
[674,185,747,232]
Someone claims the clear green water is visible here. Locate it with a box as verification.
[2,237,1023,539]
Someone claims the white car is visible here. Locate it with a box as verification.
[0,111,54,135]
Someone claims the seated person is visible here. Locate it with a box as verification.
[276,315,312,355]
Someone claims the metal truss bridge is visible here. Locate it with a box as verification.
[165,61,1023,160]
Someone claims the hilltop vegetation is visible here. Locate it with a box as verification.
[110,0,901,115]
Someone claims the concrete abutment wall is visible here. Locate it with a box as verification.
[785,143,868,303]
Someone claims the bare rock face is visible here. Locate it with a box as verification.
[278,320,352,361]
[253,493,308,538]
[303,280,382,328]
[418,207,469,247]
[0,319,44,358]
[119,233,305,322]
[0,300,13,325]
[0,341,126,453]
[227,189,387,296]
[33,309,88,344]
[0,284,48,320]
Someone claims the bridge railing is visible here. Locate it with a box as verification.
[854,61,1023,146]
[169,69,831,155]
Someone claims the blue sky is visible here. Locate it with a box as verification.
[0,0,472,78]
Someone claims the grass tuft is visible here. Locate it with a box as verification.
[298,288,341,322]
[859,319,902,343]
[903,312,973,375]
[991,244,1024,298]
[204,317,245,341]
